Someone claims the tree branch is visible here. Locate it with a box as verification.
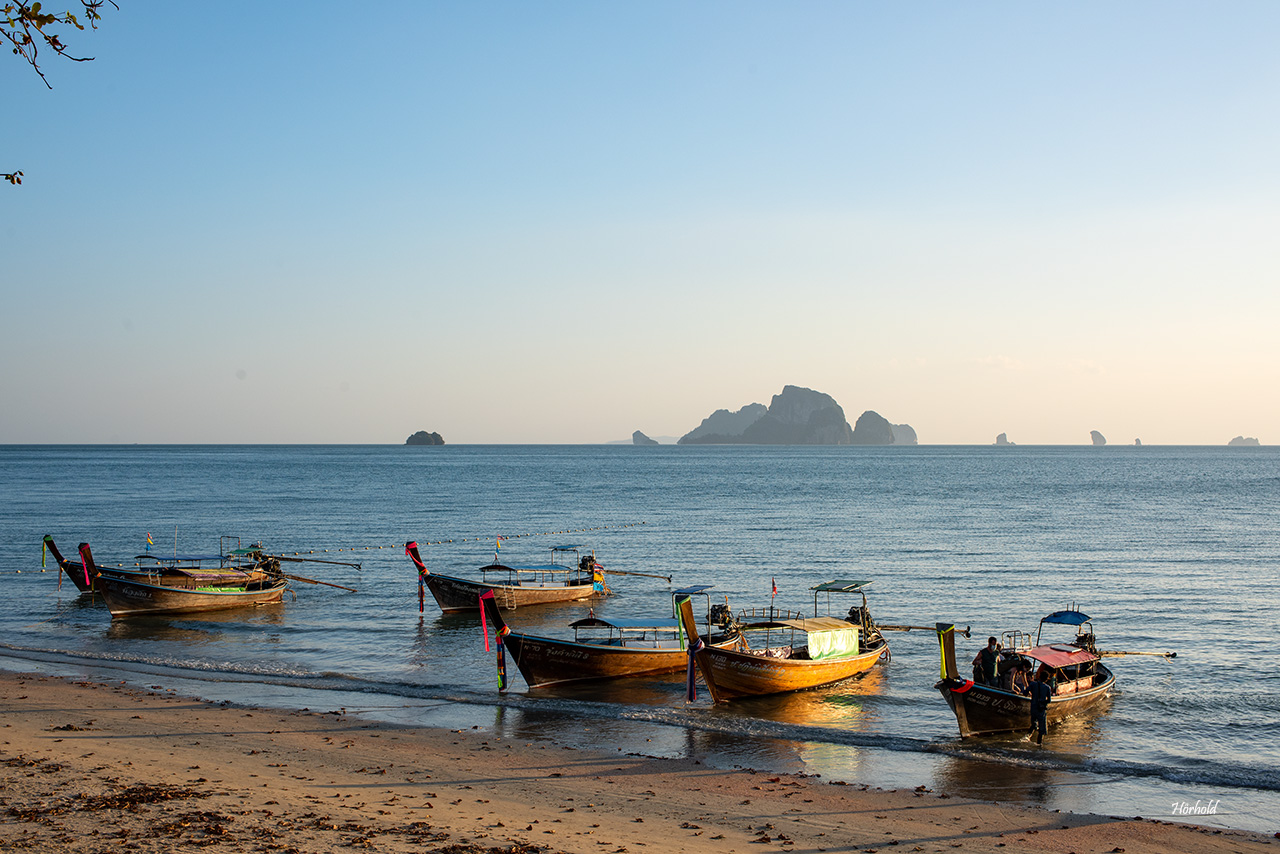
[3,0,116,88]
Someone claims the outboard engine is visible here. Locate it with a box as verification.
[579,555,596,572]
[709,603,737,631]
[1074,631,1097,653]
[847,605,871,629]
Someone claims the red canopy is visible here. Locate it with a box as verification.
[1025,644,1098,668]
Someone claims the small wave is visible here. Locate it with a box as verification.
[5,644,1277,796]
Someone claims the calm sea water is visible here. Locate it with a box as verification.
[2,444,1278,833]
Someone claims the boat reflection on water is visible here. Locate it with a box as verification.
[930,705,1112,809]
[103,605,287,643]
[486,701,712,761]
[720,666,887,730]
[933,754,1059,806]
[486,702,816,775]
[481,664,893,780]
[529,672,688,707]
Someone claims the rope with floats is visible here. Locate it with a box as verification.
[271,521,650,556]
[26,523,649,573]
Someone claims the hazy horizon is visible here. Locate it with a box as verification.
[6,4,1277,445]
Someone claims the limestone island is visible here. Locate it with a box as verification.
[405,430,445,446]
[995,433,1015,446]
[678,385,915,446]
[632,430,660,446]
[1228,436,1261,446]
[1090,430,1107,446]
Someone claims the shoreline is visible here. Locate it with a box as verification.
[3,669,1274,854]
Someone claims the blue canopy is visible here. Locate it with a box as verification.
[673,584,714,596]
[1041,609,1092,626]
[811,580,873,593]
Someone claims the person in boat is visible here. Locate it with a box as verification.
[1028,669,1053,744]
[1010,659,1032,696]
[995,654,1016,691]
[973,637,1001,686]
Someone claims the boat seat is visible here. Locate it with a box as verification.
[760,646,793,660]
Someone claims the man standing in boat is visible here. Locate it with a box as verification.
[973,636,1001,686]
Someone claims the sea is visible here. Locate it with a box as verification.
[2,444,1278,834]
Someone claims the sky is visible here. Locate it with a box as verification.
[4,2,1278,445]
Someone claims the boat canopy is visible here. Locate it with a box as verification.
[134,554,230,563]
[672,585,715,596]
[747,615,855,633]
[495,563,579,573]
[811,580,873,593]
[1041,609,1091,626]
[569,616,679,631]
[1024,644,1098,668]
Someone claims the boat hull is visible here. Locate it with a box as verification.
[694,643,886,702]
[425,573,600,613]
[504,631,740,688]
[936,666,1115,738]
[95,573,288,617]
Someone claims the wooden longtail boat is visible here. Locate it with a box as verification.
[42,534,276,594]
[677,580,889,703]
[79,542,291,618]
[406,542,607,613]
[934,610,1116,738]
[479,585,742,688]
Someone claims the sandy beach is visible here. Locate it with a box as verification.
[1,670,1273,854]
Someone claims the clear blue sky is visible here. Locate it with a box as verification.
[5,2,1278,444]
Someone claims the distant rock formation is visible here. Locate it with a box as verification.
[741,387,855,444]
[406,431,445,446]
[678,403,769,444]
[678,386,913,445]
[891,423,919,445]
[850,410,894,445]
[1134,438,1143,446]
[1228,436,1261,446]
[995,433,1015,446]
[1090,430,1106,446]
[632,430,659,446]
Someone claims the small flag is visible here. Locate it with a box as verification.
[771,577,777,598]
[146,532,154,552]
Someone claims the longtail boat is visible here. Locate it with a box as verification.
[677,580,889,703]
[42,534,268,594]
[478,585,741,688]
[934,609,1117,738]
[406,542,607,613]
[79,542,291,617]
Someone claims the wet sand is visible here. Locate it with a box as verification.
[1,670,1274,854]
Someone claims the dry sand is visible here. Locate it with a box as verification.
[1,670,1274,854]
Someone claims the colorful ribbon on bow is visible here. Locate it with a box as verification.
[478,590,509,692]
[404,542,428,613]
